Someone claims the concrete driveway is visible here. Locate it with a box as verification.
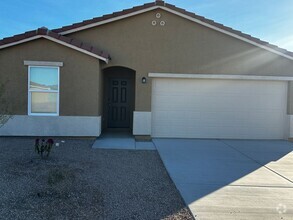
[154,139,293,220]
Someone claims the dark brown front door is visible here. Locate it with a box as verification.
[107,78,132,128]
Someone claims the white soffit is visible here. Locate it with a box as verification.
[149,73,293,81]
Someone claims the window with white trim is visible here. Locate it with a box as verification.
[28,66,59,116]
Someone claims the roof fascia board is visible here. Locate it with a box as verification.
[149,73,293,81]
[59,5,293,61]
[0,35,108,63]
[59,6,160,35]
[42,36,108,63]
[161,7,293,61]
[0,36,42,49]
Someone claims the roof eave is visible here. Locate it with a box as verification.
[42,36,109,63]
[161,6,293,61]
[57,5,160,35]
[56,4,293,61]
[0,35,109,63]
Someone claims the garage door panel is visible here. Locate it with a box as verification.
[152,78,288,139]
[153,96,202,110]
[154,111,201,127]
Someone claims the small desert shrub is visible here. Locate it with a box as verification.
[48,169,66,186]
[46,167,76,196]
[0,81,12,127]
[35,139,54,158]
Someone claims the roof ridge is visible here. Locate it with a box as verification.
[0,2,292,59]
[52,2,157,33]
[155,0,165,6]
[50,1,293,59]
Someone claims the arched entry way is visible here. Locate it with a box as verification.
[102,66,135,132]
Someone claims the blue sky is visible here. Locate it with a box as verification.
[30,67,58,87]
[1,0,293,51]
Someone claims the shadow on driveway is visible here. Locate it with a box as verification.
[154,139,293,220]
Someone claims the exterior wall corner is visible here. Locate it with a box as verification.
[133,111,151,135]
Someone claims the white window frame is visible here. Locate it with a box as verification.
[28,66,60,116]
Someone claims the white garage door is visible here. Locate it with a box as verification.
[151,78,288,139]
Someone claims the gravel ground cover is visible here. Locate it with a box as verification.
[0,137,193,220]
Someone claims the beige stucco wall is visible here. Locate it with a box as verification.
[1,8,293,117]
[0,39,101,116]
[67,9,293,112]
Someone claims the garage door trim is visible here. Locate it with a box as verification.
[149,73,293,81]
[151,77,289,139]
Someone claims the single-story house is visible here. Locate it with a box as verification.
[1,0,293,140]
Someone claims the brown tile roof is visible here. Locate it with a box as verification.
[52,1,162,33]
[52,0,293,58]
[0,27,111,62]
[0,1,292,60]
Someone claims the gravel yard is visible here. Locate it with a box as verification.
[0,137,193,220]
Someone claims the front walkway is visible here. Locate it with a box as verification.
[154,139,293,220]
[92,133,156,150]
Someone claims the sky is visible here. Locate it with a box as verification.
[1,0,293,51]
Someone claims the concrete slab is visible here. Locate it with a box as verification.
[92,136,135,149]
[154,139,291,187]
[222,140,293,182]
[153,139,247,162]
[154,139,293,220]
[135,141,156,150]
[181,183,293,220]
[92,133,156,150]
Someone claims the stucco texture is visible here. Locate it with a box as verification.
[0,39,101,116]
[66,9,293,112]
[1,8,293,116]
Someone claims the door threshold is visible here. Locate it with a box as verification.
[101,131,133,138]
